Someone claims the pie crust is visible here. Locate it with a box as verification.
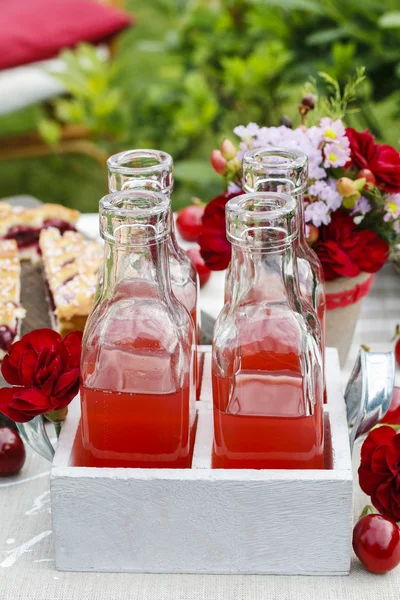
[39,228,102,338]
[0,240,26,358]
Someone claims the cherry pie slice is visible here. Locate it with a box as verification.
[39,228,102,337]
[0,240,26,358]
[0,202,79,262]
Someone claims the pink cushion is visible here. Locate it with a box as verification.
[0,0,133,71]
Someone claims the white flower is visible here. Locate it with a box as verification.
[384,194,400,222]
[319,118,347,144]
[323,141,351,168]
[351,196,371,216]
[308,178,343,211]
[304,201,331,227]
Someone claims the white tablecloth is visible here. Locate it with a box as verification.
[1,214,400,599]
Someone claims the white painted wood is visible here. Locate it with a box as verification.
[50,348,353,575]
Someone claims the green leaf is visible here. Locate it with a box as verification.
[250,0,323,14]
[54,99,85,124]
[379,12,400,28]
[174,160,220,184]
[306,27,348,46]
[37,118,61,145]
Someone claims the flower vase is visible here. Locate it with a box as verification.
[16,415,55,462]
[325,271,374,367]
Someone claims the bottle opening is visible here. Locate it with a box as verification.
[100,190,171,245]
[107,149,173,174]
[107,149,174,194]
[242,147,308,194]
[226,192,297,250]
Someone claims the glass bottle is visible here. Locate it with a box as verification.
[80,190,196,468]
[107,149,201,399]
[240,147,326,347]
[107,150,199,333]
[213,192,324,469]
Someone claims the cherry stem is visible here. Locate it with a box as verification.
[359,505,377,519]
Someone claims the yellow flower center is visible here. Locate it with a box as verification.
[388,201,397,214]
[328,152,338,163]
[324,128,337,140]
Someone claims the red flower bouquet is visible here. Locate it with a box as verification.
[198,192,239,271]
[0,329,82,423]
[359,426,400,522]
[316,211,389,281]
[198,71,399,282]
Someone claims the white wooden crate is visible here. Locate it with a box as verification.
[50,347,353,575]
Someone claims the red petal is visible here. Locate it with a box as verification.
[358,464,387,495]
[64,331,83,369]
[370,445,392,476]
[386,435,400,475]
[27,328,62,355]
[53,368,80,399]
[360,426,396,464]
[0,386,50,422]
[1,354,22,385]
[372,480,393,516]
[19,349,39,386]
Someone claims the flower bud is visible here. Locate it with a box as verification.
[301,94,316,110]
[342,191,361,210]
[220,139,237,160]
[337,177,356,198]
[210,149,227,175]
[226,157,241,177]
[280,116,293,129]
[306,224,319,245]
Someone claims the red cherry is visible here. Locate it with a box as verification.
[357,169,376,186]
[0,427,26,476]
[186,247,211,287]
[176,205,205,242]
[381,387,400,425]
[353,514,400,574]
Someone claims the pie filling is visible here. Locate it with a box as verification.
[3,220,77,249]
[0,324,17,352]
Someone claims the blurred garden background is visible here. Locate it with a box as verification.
[1,0,400,212]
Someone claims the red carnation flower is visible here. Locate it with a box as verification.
[359,426,400,522]
[346,128,400,193]
[316,211,388,281]
[198,192,239,271]
[0,329,82,423]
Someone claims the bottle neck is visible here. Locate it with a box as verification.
[296,189,307,243]
[100,236,173,300]
[230,240,303,309]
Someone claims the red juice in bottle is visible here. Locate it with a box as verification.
[80,384,192,468]
[107,149,200,398]
[213,192,324,470]
[80,191,196,468]
[242,148,326,396]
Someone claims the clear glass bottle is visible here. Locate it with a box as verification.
[80,190,196,468]
[107,150,199,333]
[213,192,324,469]
[240,147,326,347]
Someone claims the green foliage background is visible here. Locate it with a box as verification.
[0,0,399,212]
